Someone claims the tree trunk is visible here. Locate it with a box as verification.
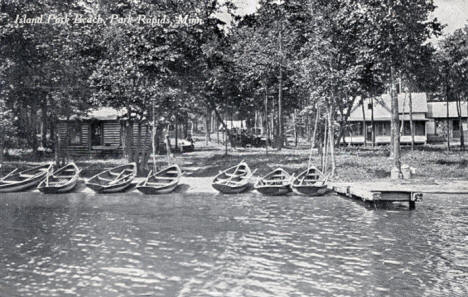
[205,107,211,146]
[264,82,269,155]
[361,98,367,146]
[457,96,465,151]
[41,99,48,148]
[328,105,336,176]
[408,91,414,151]
[322,116,329,174]
[445,87,450,151]
[0,127,4,167]
[165,125,172,164]
[312,105,320,148]
[135,122,143,173]
[371,96,375,147]
[277,21,284,150]
[139,125,150,175]
[293,109,298,147]
[54,126,60,167]
[390,66,401,177]
[125,121,134,162]
[175,120,179,151]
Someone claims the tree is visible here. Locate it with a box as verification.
[359,0,441,177]
[437,26,468,151]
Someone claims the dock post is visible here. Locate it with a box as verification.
[409,201,416,210]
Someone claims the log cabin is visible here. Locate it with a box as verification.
[57,107,127,158]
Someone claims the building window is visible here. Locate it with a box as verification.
[68,122,82,145]
[415,122,425,136]
[347,122,364,136]
[401,121,425,136]
[367,103,373,110]
[375,122,390,136]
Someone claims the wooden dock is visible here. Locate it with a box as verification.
[328,180,468,210]
[328,182,423,210]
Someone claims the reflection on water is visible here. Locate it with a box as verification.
[0,192,467,297]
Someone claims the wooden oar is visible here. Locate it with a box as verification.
[144,170,153,186]
[1,168,18,181]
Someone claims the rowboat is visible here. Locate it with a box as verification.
[86,163,136,193]
[37,163,80,194]
[136,164,181,194]
[291,166,330,196]
[212,161,254,194]
[0,164,52,193]
[254,168,292,196]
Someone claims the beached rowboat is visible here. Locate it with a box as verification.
[254,168,292,196]
[0,164,52,193]
[86,163,136,193]
[136,164,181,195]
[291,166,330,196]
[212,161,254,194]
[37,163,80,194]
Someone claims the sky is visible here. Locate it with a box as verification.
[234,0,468,37]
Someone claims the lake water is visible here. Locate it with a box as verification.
[0,191,467,297]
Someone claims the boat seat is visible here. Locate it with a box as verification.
[19,174,36,178]
[225,173,247,177]
[263,179,285,184]
[45,182,66,186]
[97,176,114,182]
[165,170,179,174]
[1,180,19,184]
[146,182,170,186]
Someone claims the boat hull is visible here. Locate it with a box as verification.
[38,180,78,194]
[255,185,291,196]
[212,182,250,194]
[292,185,330,196]
[136,184,178,195]
[0,175,45,193]
[86,181,133,193]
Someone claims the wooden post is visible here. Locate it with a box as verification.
[152,98,157,173]
[264,83,269,155]
[371,97,375,147]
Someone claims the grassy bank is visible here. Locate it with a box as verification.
[1,140,467,182]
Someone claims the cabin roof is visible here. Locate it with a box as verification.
[348,93,428,121]
[427,101,468,118]
[61,107,126,121]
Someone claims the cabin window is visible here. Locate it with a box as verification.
[91,122,104,146]
[347,122,363,136]
[415,121,425,136]
[402,121,425,136]
[453,120,460,131]
[68,122,82,145]
[375,122,390,136]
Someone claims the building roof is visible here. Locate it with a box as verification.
[219,120,247,130]
[62,107,126,121]
[348,93,428,121]
[427,101,468,118]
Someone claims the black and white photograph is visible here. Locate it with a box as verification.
[0,0,467,296]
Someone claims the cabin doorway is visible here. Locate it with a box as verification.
[366,125,373,143]
[91,122,103,146]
